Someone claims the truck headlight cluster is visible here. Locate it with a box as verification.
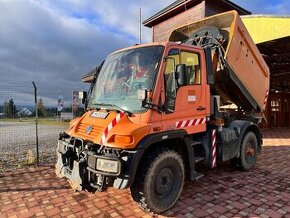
[96,159,120,173]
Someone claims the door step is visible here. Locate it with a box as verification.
[190,171,204,181]
[191,141,202,146]
[194,156,205,164]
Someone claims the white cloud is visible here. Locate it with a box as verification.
[0,0,174,80]
[0,0,288,107]
[33,0,176,42]
[0,0,176,105]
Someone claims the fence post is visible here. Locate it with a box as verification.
[32,81,39,166]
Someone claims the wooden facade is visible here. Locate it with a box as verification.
[143,0,250,42]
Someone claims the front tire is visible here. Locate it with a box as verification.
[130,148,185,213]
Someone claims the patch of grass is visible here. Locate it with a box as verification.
[0,118,69,126]
[17,162,36,167]
[0,118,35,123]
[38,119,69,126]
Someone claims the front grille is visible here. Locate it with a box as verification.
[76,123,103,140]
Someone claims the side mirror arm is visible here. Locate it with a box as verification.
[140,90,163,113]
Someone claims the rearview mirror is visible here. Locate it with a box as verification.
[79,91,87,104]
[137,89,146,101]
[137,89,153,104]
[175,64,187,86]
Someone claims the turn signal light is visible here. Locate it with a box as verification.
[114,135,133,144]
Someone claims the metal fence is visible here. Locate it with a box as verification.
[0,80,84,171]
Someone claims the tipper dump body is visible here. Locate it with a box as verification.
[169,11,270,112]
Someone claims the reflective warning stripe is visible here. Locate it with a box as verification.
[69,120,79,132]
[264,90,269,106]
[211,129,217,168]
[100,112,125,145]
[176,117,206,128]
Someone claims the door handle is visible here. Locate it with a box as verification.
[197,106,206,111]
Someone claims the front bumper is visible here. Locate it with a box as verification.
[55,139,139,191]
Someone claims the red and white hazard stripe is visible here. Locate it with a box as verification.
[69,120,79,132]
[211,129,217,168]
[263,90,269,106]
[176,117,206,128]
[100,112,125,145]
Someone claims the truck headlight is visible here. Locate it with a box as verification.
[96,159,120,173]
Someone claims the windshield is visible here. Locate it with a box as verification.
[88,46,164,113]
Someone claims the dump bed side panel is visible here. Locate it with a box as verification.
[169,11,270,112]
[225,12,270,111]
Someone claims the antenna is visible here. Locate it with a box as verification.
[184,0,190,41]
[139,8,142,44]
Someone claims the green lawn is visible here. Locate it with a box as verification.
[0,118,69,126]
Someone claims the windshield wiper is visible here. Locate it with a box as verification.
[92,103,133,116]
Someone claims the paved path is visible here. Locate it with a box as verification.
[0,129,289,218]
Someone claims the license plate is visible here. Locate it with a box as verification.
[90,111,109,119]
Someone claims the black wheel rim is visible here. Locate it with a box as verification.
[155,167,174,199]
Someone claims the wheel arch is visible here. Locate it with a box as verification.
[126,130,193,188]
[240,123,262,153]
[224,120,262,161]
[229,122,261,171]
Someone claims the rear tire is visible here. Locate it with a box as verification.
[130,148,184,213]
[231,132,258,171]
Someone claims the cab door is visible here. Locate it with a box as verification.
[162,47,210,134]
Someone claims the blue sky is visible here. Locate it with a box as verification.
[232,0,290,14]
[0,0,289,106]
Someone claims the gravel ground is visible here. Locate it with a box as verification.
[0,121,68,171]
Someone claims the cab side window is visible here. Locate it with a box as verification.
[164,49,201,112]
[165,49,180,100]
[165,49,180,78]
[180,51,201,85]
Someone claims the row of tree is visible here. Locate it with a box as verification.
[3,99,17,118]
[2,98,49,118]
[2,98,84,118]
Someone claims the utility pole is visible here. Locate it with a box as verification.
[139,8,142,44]
[32,81,39,166]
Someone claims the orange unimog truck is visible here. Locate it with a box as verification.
[56,11,269,213]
